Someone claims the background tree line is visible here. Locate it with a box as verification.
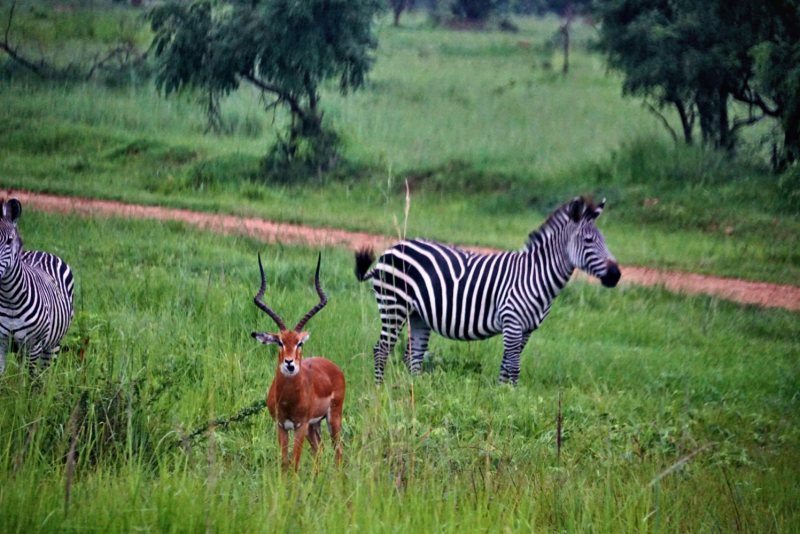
[593,0,800,170]
[2,0,799,177]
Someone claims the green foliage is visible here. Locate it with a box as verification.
[261,119,344,183]
[148,0,383,173]
[593,0,800,160]
[750,15,800,167]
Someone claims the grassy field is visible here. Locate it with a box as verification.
[0,9,798,529]
[1,8,797,284]
[0,211,798,532]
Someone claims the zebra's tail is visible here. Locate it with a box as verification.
[354,247,376,282]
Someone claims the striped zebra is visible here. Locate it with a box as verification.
[355,197,620,385]
[0,199,74,376]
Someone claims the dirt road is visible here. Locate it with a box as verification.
[6,189,799,311]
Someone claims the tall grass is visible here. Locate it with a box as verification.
[0,211,798,532]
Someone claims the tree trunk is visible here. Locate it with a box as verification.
[782,110,800,167]
[696,89,732,152]
[673,98,694,145]
[561,4,573,74]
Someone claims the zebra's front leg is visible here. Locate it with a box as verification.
[499,326,532,385]
[404,313,431,375]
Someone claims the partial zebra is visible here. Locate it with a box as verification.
[355,197,621,385]
[0,199,74,375]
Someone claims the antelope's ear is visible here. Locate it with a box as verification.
[568,197,585,223]
[252,332,281,345]
[586,198,606,222]
[2,199,21,224]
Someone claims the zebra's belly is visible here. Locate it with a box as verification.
[428,323,501,342]
[0,314,55,350]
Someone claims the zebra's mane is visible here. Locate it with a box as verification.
[524,197,597,252]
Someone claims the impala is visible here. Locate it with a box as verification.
[251,253,345,471]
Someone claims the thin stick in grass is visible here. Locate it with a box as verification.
[557,389,562,458]
[64,400,82,518]
[648,442,714,487]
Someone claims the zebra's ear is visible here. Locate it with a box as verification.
[586,198,606,221]
[568,198,585,223]
[2,199,22,224]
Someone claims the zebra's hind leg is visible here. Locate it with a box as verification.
[404,312,431,375]
[499,327,532,385]
[0,343,6,377]
[373,310,408,383]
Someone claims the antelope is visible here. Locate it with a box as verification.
[251,253,345,472]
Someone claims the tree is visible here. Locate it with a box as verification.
[593,0,800,159]
[148,0,383,176]
[749,2,800,168]
[545,0,591,73]
[389,0,407,26]
[450,0,496,22]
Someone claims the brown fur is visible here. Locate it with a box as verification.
[264,330,346,471]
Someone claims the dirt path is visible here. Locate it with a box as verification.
[6,189,799,311]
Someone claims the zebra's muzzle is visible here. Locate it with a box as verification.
[600,262,621,288]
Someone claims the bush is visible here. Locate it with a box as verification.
[261,120,344,184]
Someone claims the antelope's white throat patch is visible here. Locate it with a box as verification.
[281,363,299,377]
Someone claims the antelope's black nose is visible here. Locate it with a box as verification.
[600,263,621,288]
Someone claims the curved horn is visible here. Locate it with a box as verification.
[294,253,328,332]
[254,253,287,332]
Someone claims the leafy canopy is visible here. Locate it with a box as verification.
[148,0,383,177]
[149,0,381,114]
[594,0,800,164]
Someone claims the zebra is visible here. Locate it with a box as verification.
[354,197,621,385]
[0,199,74,376]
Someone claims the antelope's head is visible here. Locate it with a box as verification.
[0,199,23,280]
[251,253,327,377]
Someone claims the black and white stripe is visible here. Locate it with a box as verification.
[0,199,74,375]
[355,197,621,384]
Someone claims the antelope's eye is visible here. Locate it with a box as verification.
[277,340,284,348]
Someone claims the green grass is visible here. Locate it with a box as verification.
[0,210,798,532]
[0,9,797,282]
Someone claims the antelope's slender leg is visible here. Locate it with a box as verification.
[291,423,310,472]
[306,423,322,456]
[277,424,290,470]
[328,404,344,466]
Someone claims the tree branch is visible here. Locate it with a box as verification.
[2,2,47,78]
[732,85,780,118]
[731,111,767,134]
[643,100,679,144]
[241,73,305,120]
[176,398,267,447]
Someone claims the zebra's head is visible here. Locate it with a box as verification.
[0,199,23,280]
[566,197,621,288]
